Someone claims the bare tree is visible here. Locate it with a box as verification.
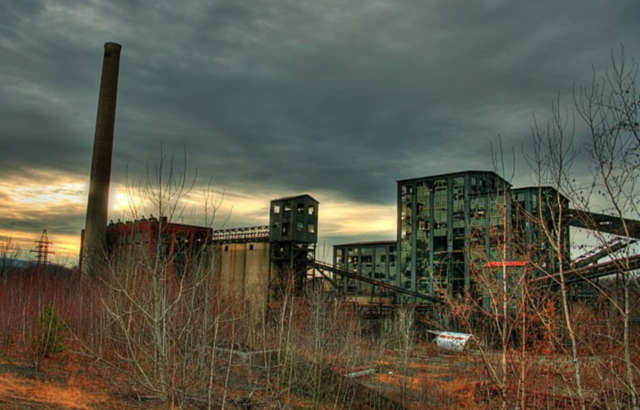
[529,96,587,409]
[392,305,414,407]
[573,47,640,409]
[0,236,21,278]
[525,47,640,409]
[448,181,560,410]
[82,146,231,409]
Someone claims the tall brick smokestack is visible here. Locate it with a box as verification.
[83,42,122,274]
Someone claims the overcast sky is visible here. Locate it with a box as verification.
[1,0,639,263]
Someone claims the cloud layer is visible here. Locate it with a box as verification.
[1,0,639,261]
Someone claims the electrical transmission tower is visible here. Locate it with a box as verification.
[31,229,54,272]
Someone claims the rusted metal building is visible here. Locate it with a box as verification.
[333,171,573,303]
[332,241,397,302]
[80,194,319,313]
[268,194,319,295]
[397,171,513,299]
[80,216,212,278]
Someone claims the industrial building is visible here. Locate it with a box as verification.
[80,194,319,311]
[331,171,621,304]
[333,241,397,303]
[81,216,212,279]
[81,42,640,312]
[329,168,640,307]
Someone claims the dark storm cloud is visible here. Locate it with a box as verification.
[1,0,639,247]
[0,211,83,238]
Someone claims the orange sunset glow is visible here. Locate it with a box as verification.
[1,174,396,266]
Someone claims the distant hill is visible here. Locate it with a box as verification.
[0,259,77,275]
[2,259,35,268]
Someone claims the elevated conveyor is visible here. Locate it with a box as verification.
[313,260,442,304]
[532,254,640,285]
[211,226,269,243]
[568,209,640,239]
[572,237,636,269]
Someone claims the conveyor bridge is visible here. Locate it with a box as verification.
[313,260,441,304]
[211,226,269,243]
[532,254,640,285]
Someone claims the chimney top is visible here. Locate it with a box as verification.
[104,42,122,51]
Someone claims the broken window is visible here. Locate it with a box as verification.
[308,205,316,216]
[361,255,373,263]
[296,221,304,232]
[433,236,447,252]
[282,224,289,236]
[296,203,305,214]
[477,179,486,193]
[283,204,291,215]
[418,219,430,231]
[273,204,281,214]
[308,223,316,233]
[335,249,344,270]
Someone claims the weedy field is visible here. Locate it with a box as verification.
[1,267,638,409]
[0,267,487,409]
[0,335,484,409]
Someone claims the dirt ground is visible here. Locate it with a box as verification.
[0,346,157,410]
[0,341,485,410]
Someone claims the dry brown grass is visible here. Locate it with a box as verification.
[0,373,109,410]
[3,268,636,409]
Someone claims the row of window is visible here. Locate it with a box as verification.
[272,203,316,216]
[223,244,256,251]
[272,221,316,235]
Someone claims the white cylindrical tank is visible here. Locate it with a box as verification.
[434,331,476,352]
